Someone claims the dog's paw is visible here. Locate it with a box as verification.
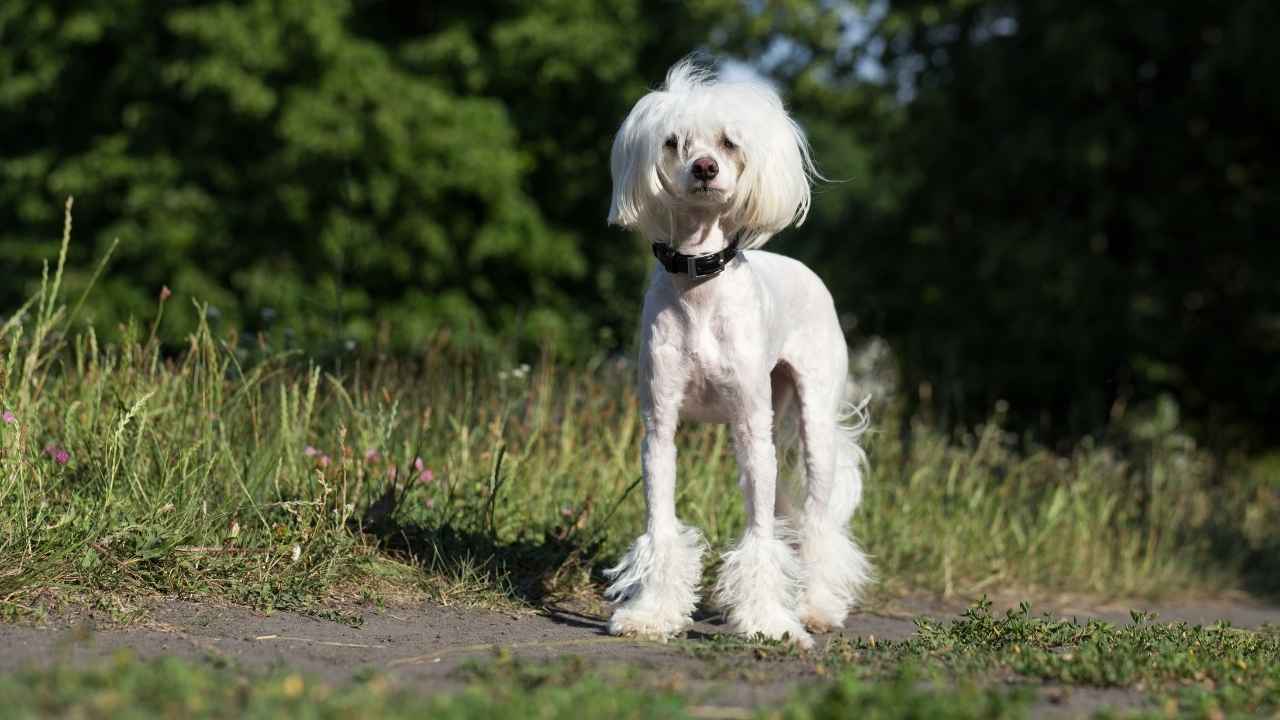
[607,605,691,641]
[734,613,814,649]
[795,519,870,635]
[798,590,849,634]
[800,613,840,635]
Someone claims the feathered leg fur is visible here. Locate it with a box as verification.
[713,404,813,648]
[605,373,706,640]
[795,398,873,632]
[604,523,706,639]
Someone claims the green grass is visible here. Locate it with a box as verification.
[823,601,1280,718]
[685,600,1279,717]
[0,652,687,720]
[3,602,1275,718]
[776,671,1033,720]
[1,203,1277,620]
[0,649,1040,720]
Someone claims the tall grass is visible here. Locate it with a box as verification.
[1,203,1275,619]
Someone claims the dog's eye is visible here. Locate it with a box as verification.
[721,136,737,151]
[664,135,678,150]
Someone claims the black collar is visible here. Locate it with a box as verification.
[652,234,741,279]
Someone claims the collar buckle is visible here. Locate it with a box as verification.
[688,255,724,278]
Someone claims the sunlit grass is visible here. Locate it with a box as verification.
[0,202,1275,621]
[821,600,1280,718]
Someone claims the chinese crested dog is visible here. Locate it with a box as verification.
[603,59,872,648]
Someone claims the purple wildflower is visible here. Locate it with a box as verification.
[318,454,331,468]
[2,410,15,425]
[44,444,70,465]
[413,457,424,472]
[364,449,382,463]
[304,445,319,458]
[418,468,434,484]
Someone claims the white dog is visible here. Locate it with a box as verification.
[603,60,872,648]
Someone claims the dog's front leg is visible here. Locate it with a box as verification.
[604,348,705,640]
[714,388,812,648]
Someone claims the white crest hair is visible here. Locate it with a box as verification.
[608,58,818,249]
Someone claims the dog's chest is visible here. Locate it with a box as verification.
[643,266,766,424]
[675,312,743,423]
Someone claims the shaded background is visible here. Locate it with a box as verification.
[2,0,1276,453]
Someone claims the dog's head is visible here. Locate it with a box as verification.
[608,59,816,248]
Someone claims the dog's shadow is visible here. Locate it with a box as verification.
[360,504,745,637]
[369,519,606,607]
[543,605,608,632]
[544,602,729,636]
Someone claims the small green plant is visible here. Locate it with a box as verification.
[821,601,1280,718]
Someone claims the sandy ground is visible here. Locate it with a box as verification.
[2,594,1276,717]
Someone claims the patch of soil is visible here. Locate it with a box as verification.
[1,594,1275,717]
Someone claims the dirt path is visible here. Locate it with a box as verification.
[3,594,1276,717]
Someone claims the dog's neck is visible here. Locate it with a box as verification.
[667,212,736,256]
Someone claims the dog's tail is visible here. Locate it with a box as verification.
[831,395,871,522]
[774,394,871,523]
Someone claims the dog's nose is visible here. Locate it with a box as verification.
[691,156,719,181]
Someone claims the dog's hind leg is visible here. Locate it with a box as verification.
[793,363,873,633]
[714,383,812,648]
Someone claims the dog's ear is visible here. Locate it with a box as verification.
[608,94,665,231]
[732,85,816,248]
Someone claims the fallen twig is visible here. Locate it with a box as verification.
[252,634,384,649]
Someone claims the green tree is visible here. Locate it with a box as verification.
[751,0,1280,446]
[0,0,733,354]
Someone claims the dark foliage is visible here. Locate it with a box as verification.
[2,1,1277,447]
[771,1,1280,446]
